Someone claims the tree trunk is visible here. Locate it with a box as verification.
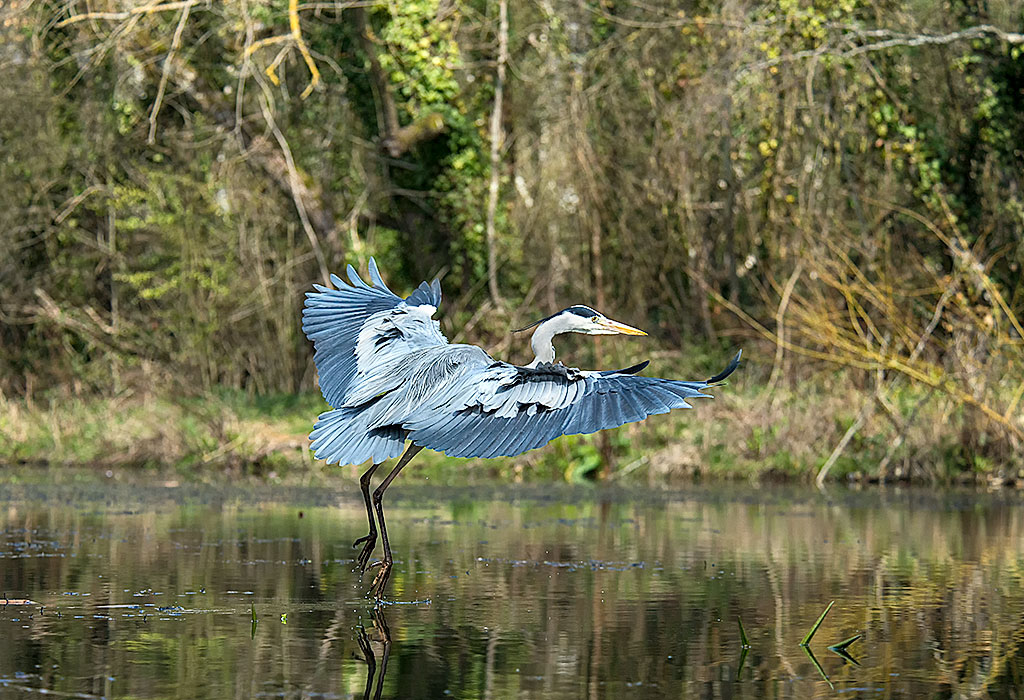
[484,0,509,307]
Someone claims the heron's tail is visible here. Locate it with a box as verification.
[309,407,408,466]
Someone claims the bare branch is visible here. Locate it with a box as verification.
[56,0,199,27]
[147,2,192,144]
[255,87,331,285]
[693,274,1024,441]
[767,262,802,395]
[743,24,1024,75]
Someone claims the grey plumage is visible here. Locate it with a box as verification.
[303,259,741,466]
[303,259,740,599]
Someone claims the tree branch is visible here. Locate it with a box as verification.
[56,0,198,27]
[256,90,331,284]
[743,24,1024,75]
[147,2,192,144]
[243,0,321,99]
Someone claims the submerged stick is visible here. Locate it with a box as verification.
[800,600,834,647]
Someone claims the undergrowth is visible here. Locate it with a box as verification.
[2,354,1021,486]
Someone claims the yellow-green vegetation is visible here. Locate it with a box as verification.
[3,352,1020,484]
[2,1,1023,482]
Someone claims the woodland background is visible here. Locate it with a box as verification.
[1,0,1023,483]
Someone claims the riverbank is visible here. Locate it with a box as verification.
[2,370,1021,487]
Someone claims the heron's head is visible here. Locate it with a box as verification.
[514,305,647,337]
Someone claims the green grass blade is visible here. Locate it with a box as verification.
[828,644,861,666]
[828,632,862,666]
[799,600,834,647]
[829,633,862,652]
[737,616,750,648]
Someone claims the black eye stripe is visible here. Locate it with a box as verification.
[513,305,602,332]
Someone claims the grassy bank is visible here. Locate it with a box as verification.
[3,366,1021,487]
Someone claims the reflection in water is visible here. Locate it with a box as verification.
[801,640,860,689]
[802,645,832,690]
[1,480,1024,698]
[357,608,392,700]
[828,638,861,667]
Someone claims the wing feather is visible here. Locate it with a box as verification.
[487,411,536,458]
[309,406,407,466]
[430,412,467,444]
[466,420,502,458]
[367,258,394,293]
[302,258,448,408]
[616,387,650,423]
[501,409,564,456]
[405,352,741,459]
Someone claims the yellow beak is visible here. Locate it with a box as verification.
[598,317,648,336]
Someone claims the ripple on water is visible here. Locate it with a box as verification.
[1,482,1023,698]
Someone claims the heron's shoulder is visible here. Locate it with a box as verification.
[512,361,585,382]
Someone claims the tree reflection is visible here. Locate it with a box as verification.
[3,484,1024,698]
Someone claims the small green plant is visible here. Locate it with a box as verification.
[737,616,750,648]
[800,600,834,647]
[828,634,862,666]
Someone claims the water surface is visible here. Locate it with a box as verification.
[1,478,1023,699]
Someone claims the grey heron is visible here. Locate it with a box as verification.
[302,259,741,598]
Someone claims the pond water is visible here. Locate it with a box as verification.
[1,477,1023,699]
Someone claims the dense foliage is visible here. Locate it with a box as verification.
[1,0,1022,477]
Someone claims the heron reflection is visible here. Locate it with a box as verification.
[355,607,391,700]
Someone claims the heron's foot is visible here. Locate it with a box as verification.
[369,559,393,600]
[353,532,378,574]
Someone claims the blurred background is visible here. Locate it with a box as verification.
[1,0,1022,483]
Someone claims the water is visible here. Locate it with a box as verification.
[1,478,1023,699]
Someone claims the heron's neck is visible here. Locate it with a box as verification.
[529,317,566,366]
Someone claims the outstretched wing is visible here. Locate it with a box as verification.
[302,258,446,408]
[400,351,742,459]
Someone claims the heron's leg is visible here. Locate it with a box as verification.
[353,462,380,574]
[369,443,424,599]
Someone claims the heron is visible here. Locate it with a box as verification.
[302,259,741,598]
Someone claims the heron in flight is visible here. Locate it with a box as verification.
[303,259,740,598]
